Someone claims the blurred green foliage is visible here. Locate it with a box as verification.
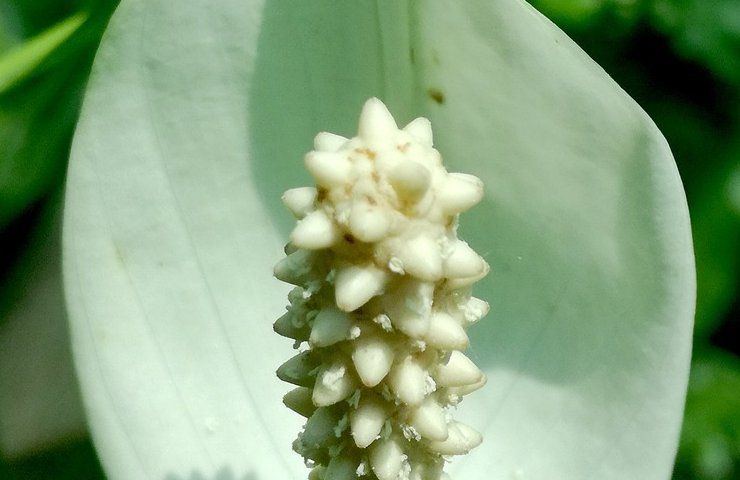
[0,439,104,480]
[0,0,737,478]
[0,0,116,477]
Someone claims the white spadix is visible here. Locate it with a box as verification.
[274,98,489,479]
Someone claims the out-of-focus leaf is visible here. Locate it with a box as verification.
[0,63,86,229]
[673,350,740,480]
[0,196,87,458]
[0,0,82,37]
[0,2,116,229]
[528,0,604,27]
[0,438,104,480]
[0,5,20,53]
[648,103,727,188]
[0,12,87,93]
[650,0,740,85]
[690,140,740,339]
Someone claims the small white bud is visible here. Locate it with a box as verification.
[350,396,386,448]
[370,437,404,480]
[310,307,353,347]
[409,396,448,441]
[463,297,490,324]
[388,356,427,406]
[313,360,356,407]
[437,173,484,214]
[445,261,490,289]
[447,373,487,397]
[358,97,398,147]
[426,421,482,455]
[348,201,390,242]
[395,235,443,281]
[314,131,348,152]
[352,335,395,387]
[388,161,431,201]
[443,240,487,279]
[291,210,340,250]
[335,264,387,312]
[282,187,317,219]
[403,117,433,147]
[434,351,483,387]
[384,280,433,338]
[424,311,468,350]
[305,151,352,188]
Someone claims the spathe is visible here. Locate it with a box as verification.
[62,0,694,479]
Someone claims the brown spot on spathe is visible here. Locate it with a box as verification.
[427,88,445,105]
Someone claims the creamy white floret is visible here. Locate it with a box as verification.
[274,98,489,479]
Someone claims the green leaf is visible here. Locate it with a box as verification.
[0,438,104,480]
[0,63,86,228]
[63,0,695,479]
[0,12,87,93]
[690,142,740,340]
[0,197,86,458]
[0,2,117,229]
[674,350,740,480]
[650,0,740,85]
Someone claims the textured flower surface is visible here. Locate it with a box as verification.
[275,99,490,479]
[62,1,695,480]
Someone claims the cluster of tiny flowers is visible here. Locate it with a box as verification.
[274,98,490,480]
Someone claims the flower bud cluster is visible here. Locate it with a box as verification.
[274,98,489,480]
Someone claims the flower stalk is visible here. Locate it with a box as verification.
[274,98,490,480]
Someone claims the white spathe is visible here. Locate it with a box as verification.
[61,0,694,479]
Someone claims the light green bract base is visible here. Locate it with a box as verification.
[275,99,489,480]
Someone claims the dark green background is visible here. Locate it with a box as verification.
[0,0,737,478]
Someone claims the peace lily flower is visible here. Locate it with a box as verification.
[58,0,694,479]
